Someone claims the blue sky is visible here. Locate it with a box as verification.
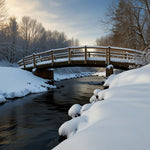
[6,0,113,45]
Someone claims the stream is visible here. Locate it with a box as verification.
[0,75,104,150]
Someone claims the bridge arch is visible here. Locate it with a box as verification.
[18,46,145,79]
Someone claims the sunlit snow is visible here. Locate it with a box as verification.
[54,64,150,150]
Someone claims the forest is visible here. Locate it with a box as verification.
[0,0,150,63]
[0,0,79,63]
[96,0,150,51]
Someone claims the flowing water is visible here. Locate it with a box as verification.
[0,75,104,150]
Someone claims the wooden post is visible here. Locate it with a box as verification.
[124,51,127,59]
[23,58,26,69]
[105,48,108,65]
[108,46,111,65]
[106,64,113,77]
[33,53,36,68]
[88,52,90,57]
[85,46,87,64]
[51,50,54,65]
[68,48,71,64]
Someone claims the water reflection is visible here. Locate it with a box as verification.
[0,76,104,150]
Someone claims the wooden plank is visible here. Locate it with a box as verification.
[85,46,87,64]
[51,51,54,65]
[68,48,71,64]
[33,54,36,68]
[23,58,26,68]
[105,48,108,65]
[108,46,110,65]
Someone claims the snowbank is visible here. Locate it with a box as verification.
[54,67,103,81]
[68,104,81,118]
[92,71,105,77]
[0,67,55,103]
[0,60,18,67]
[53,64,150,150]
[0,95,7,103]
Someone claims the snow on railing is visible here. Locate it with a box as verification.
[18,46,144,69]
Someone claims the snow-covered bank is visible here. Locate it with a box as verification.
[53,64,150,150]
[54,67,105,81]
[0,60,18,67]
[0,67,55,103]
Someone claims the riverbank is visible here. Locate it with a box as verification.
[0,75,105,150]
[0,67,55,103]
[0,62,105,103]
[54,67,105,81]
[53,64,150,150]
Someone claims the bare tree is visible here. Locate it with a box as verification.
[133,0,150,15]
[69,38,80,46]
[8,17,18,62]
[99,0,150,50]
[96,34,113,46]
[0,0,6,27]
[19,16,46,55]
[19,16,31,56]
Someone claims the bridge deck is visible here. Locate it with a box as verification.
[18,46,144,70]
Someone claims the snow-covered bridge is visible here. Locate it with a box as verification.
[18,46,144,69]
[18,46,145,79]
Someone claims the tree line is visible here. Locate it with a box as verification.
[0,0,79,63]
[96,0,150,50]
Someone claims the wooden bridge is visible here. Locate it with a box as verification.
[18,46,145,79]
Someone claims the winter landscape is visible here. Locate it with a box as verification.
[1,0,150,150]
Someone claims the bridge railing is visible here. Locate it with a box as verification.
[18,46,145,69]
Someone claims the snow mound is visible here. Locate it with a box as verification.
[0,67,55,100]
[68,104,81,118]
[92,71,105,77]
[59,116,87,138]
[89,89,101,103]
[105,64,150,88]
[0,95,7,103]
[80,103,92,114]
[93,89,101,96]
[89,95,98,103]
[103,74,116,87]
[106,64,113,69]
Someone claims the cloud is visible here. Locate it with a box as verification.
[6,0,58,20]
[5,0,110,45]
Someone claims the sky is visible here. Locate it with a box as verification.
[6,0,113,45]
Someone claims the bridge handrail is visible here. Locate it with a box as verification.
[18,46,145,69]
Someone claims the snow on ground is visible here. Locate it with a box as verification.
[0,60,18,67]
[92,71,105,77]
[53,64,150,150]
[54,70,93,81]
[54,67,105,81]
[68,104,82,118]
[0,67,55,103]
[0,62,106,104]
[0,95,6,103]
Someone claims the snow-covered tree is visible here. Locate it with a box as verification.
[8,17,18,62]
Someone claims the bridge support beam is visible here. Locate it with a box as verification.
[33,68,54,82]
[106,65,113,77]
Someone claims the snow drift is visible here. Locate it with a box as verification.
[53,64,150,150]
[54,67,105,81]
[0,67,55,103]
